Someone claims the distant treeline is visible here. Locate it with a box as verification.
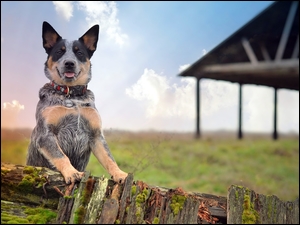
[1,128,32,140]
[1,128,298,141]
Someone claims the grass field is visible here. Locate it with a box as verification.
[1,128,299,201]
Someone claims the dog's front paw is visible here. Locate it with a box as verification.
[111,170,128,184]
[61,167,85,196]
[62,167,84,184]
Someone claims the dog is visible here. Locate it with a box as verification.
[26,21,128,195]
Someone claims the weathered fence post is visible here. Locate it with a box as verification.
[227,185,299,224]
[2,162,298,224]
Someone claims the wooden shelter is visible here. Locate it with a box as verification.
[179,1,299,139]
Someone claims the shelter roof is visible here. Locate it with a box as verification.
[179,1,299,90]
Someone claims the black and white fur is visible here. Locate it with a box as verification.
[26,21,127,195]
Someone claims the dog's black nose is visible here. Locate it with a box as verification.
[64,60,75,69]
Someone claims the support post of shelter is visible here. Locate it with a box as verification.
[196,77,200,139]
[273,87,278,140]
[238,84,243,139]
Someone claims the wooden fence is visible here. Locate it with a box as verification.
[1,162,298,224]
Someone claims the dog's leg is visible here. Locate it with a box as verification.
[36,105,86,188]
[92,133,128,184]
[36,132,84,194]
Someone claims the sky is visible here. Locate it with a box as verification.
[1,1,299,134]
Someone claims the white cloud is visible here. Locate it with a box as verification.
[178,64,190,73]
[76,1,128,46]
[2,100,25,129]
[3,100,25,111]
[53,1,74,21]
[52,1,127,46]
[125,68,239,121]
[200,79,238,116]
[125,66,299,133]
[125,68,195,119]
[202,49,207,55]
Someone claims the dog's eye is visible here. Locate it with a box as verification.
[56,49,65,56]
[76,51,83,56]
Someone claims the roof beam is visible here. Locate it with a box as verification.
[201,59,299,75]
[241,37,258,65]
[275,1,298,61]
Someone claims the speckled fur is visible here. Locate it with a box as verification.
[26,22,127,192]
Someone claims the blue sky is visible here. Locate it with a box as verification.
[1,1,299,134]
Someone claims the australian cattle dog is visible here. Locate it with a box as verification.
[26,21,128,195]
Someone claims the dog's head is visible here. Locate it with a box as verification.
[42,21,99,86]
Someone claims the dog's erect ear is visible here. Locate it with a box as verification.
[42,21,62,54]
[79,24,99,58]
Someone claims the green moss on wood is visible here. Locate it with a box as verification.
[24,207,57,224]
[170,194,186,216]
[152,217,159,224]
[73,178,94,224]
[1,166,58,209]
[23,166,36,174]
[73,205,85,224]
[80,178,94,205]
[1,212,29,224]
[17,166,46,194]
[135,188,149,207]
[1,207,56,224]
[131,185,137,196]
[135,206,143,222]
[242,191,260,224]
[63,195,74,199]
[134,188,150,223]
